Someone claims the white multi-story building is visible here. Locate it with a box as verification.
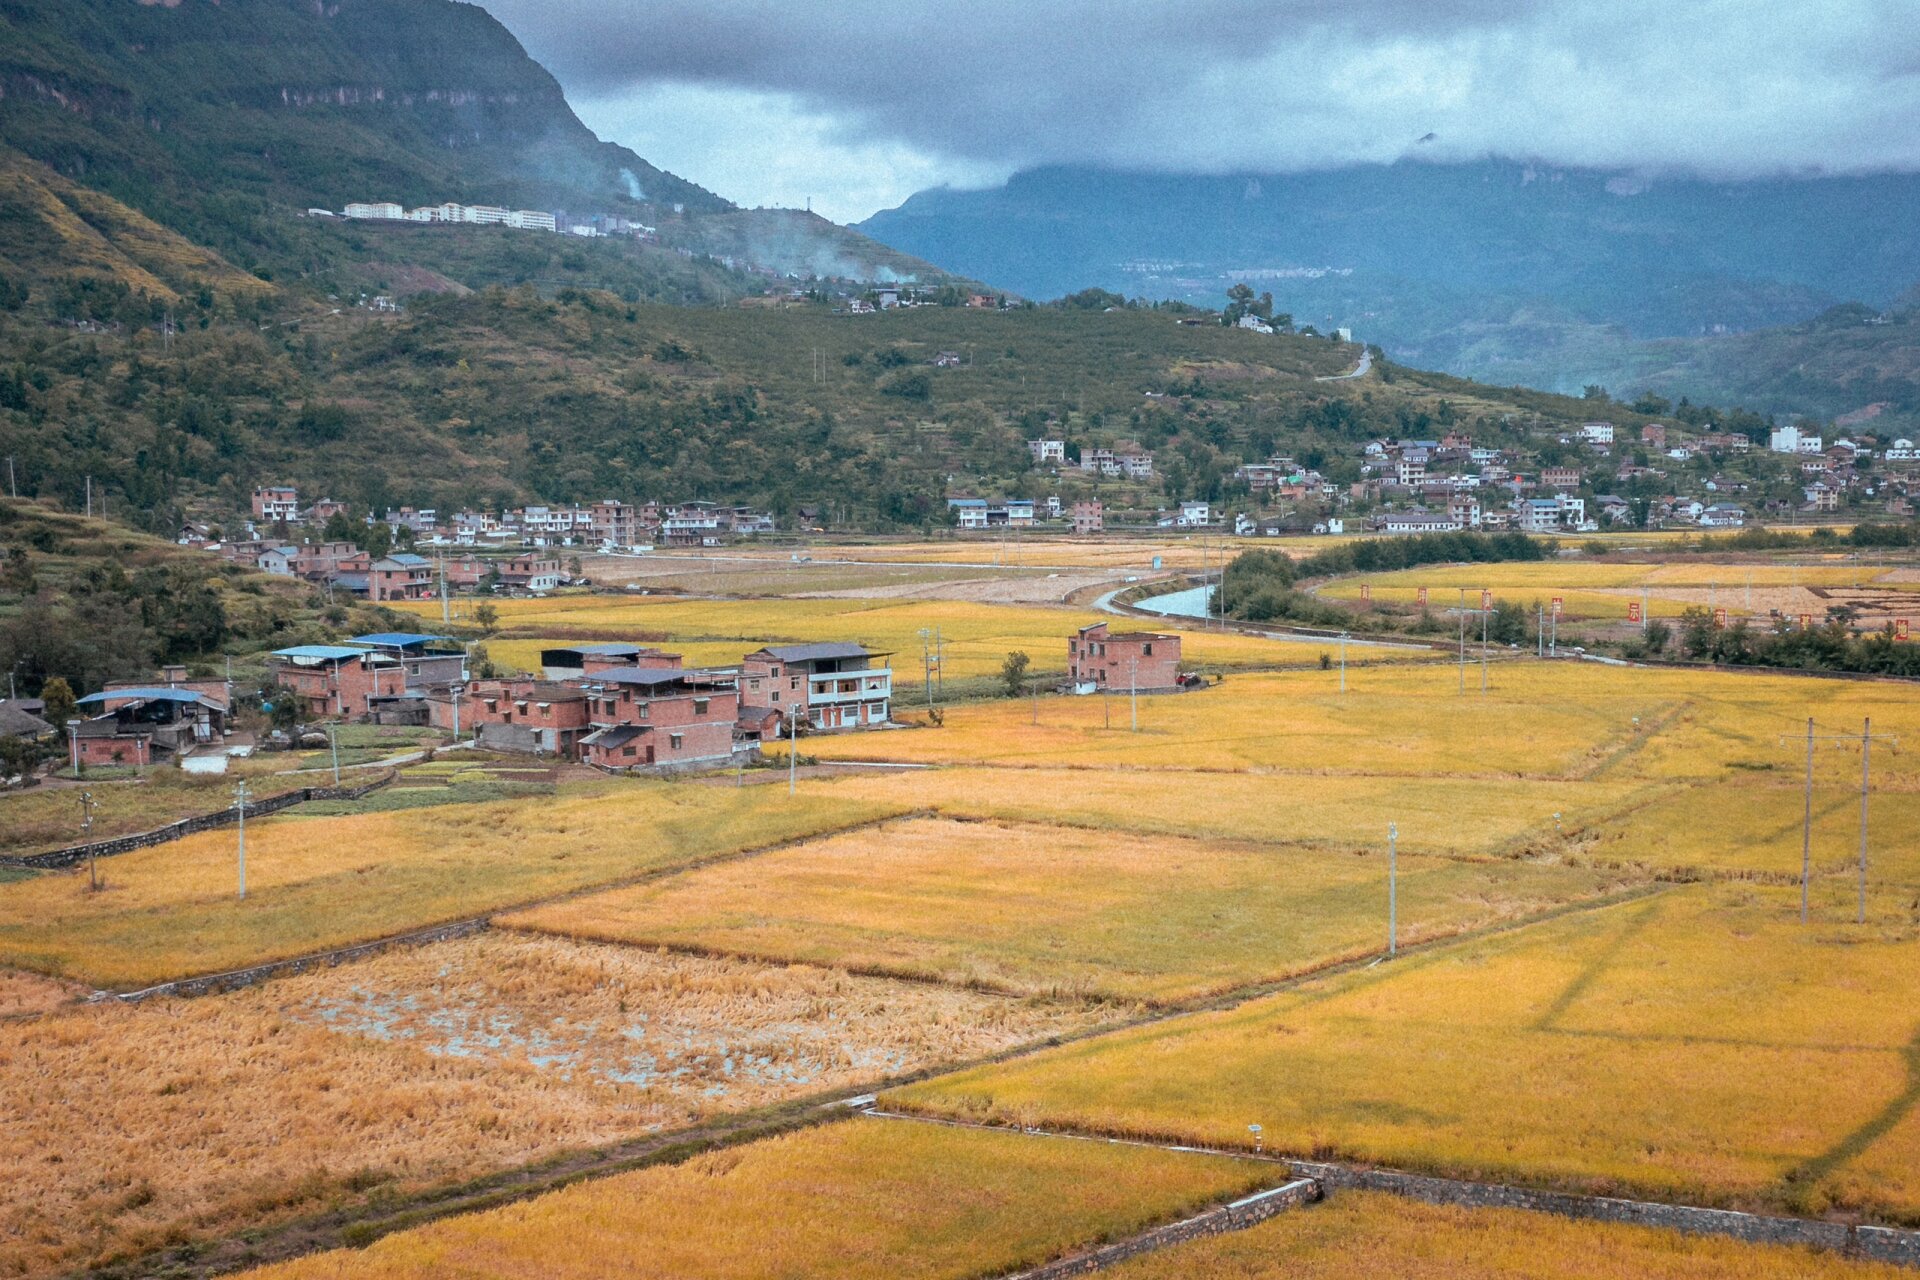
[345,202,404,220]
[1580,421,1617,446]
[506,210,557,231]
[1027,439,1066,464]
[1770,426,1825,455]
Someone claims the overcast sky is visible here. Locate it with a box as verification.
[479,0,1920,223]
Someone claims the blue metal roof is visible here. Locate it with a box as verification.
[272,644,373,660]
[78,688,211,705]
[352,632,452,648]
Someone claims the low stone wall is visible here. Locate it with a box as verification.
[8,771,395,870]
[1004,1180,1320,1279]
[1291,1161,1920,1267]
[108,917,490,1003]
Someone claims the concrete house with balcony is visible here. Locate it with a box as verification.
[467,679,593,756]
[739,643,892,732]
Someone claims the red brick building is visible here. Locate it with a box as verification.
[539,644,684,681]
[368,553,434,602]
[270,645,409,718]
[466,679,592,756]
[578,667,741,770]
[1067,622,1182,692]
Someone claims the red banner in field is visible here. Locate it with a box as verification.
[1798,613,1813,629]
[1480,589,1492,610]
[1898,619,1911,641]
[1627,601,1642,623]
[1360,582,1371,602]
[1551,596,1563,616]
[1714,608,1728,629]
[1417,586,1428,606]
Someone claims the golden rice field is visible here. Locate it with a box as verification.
[780,665,1676,777]
[0,934,1097,1279]
[1315,559,1919,620]
[794,766,1650,859]
[503,817,1639,1004]
[781,662,1920,792]
[0,970,76,1019]
[888,883,1920,1218]
[242,1118,1275,1280]
[395,594,1369,683]
[0,786,903,989]
[1100,1189,1914,1280]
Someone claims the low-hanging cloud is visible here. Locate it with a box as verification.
[481,0,1920,216]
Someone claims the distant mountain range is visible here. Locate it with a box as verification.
[858,162,1920,418]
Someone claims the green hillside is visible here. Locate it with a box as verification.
[0,0,955,296]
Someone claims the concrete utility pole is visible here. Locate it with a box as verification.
[1130,657,1139,733]
[1480,599,1489,694]
[1339,632,1348,694]
[1457,589,1467,693]
[1537,604,1545,658]
[1388,822,1398,957]
[234,779,251,900]
[5,455,15,498]
[788,708,798,795]
[80,790,97,892]
[328,722,341,786]
[66,719,80,775]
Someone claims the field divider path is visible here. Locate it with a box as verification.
[862,1110,1920,1270]
[94,807,933,1001]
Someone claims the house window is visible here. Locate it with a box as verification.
[790,676,800,691]
[693,698,709,714]
[669,733,684,750]
[748,679,761,691]
[1142,643,1153,656]
[771,691,780,702]
[623,746,636,758]
[637,703,649,719]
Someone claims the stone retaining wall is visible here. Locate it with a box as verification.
[1291,1161,1920,1267]
[1004,1180,1320,1279]
[108,917,489,1003]
[8,771,395,870]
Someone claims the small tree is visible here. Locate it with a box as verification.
[39,676,76,727]
[1000,650,1031,697]
[473,603,499,634]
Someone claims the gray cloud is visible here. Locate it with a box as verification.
[481,0,1920,217]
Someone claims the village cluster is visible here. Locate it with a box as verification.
[31,621,1184,776]
[1017,420,1919,539]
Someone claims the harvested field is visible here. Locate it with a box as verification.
[0,785,902,989]
[1101,1188,1913,1280]
[0,969,78,1019]
[503,817,1641,1004]
[0,934,1099,1279]
[242,1117,1275,1280]
[0,769,313,861]
[888,883,1920,1218]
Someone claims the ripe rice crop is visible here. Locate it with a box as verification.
[0,785,902,989]
[793,766,1649,859]
[784,662,1920,793]
[0,969,77,1018]
[886,884,1920,1218]
[782,666,1679,777]
[243,1118,1273,1280]
[1100,1188,1911,1280]
[0,934,1099,1279]
[503,817,1639,1004]
[399,595,1373,682]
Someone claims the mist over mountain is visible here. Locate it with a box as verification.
[859,161,1920,405]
